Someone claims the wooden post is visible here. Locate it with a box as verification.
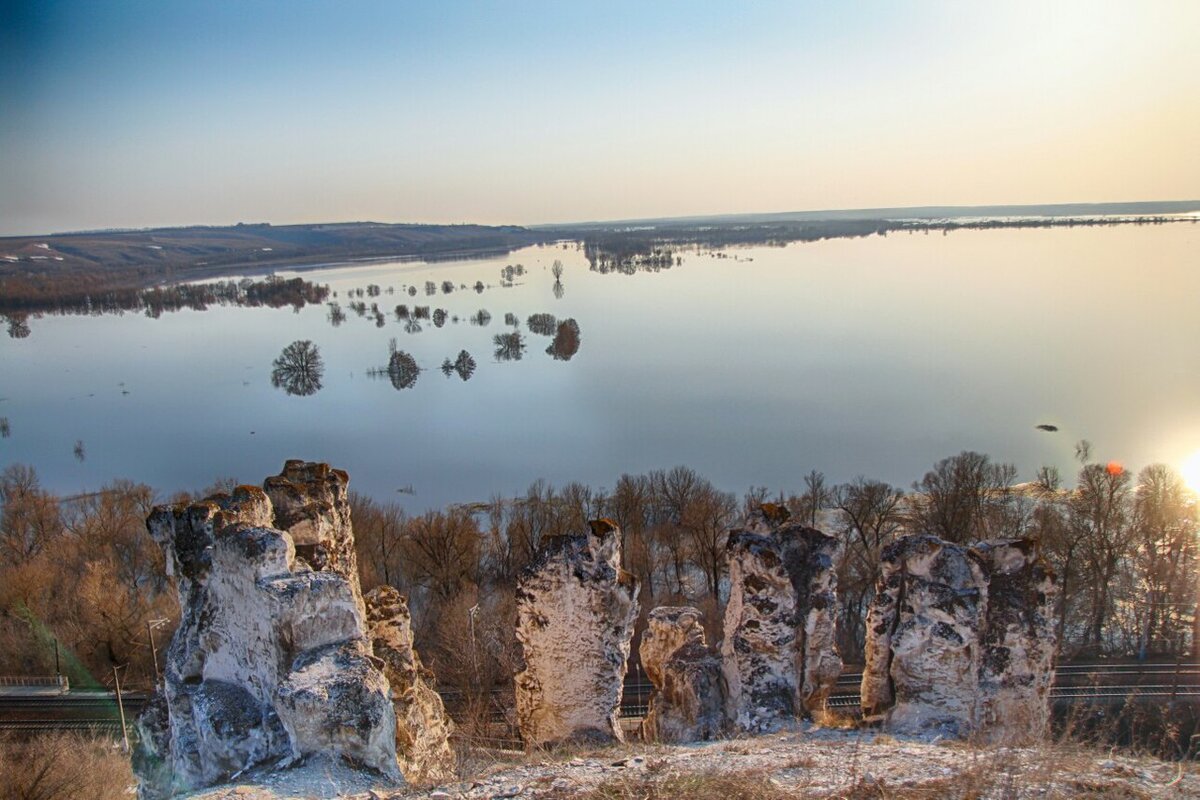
[113,666,130,753]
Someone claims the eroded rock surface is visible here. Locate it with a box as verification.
[134,465,401,798]
[722,505,844,732]
[639,606,723,743]
[861,534,1057,740]
[365,586,456,782]
[973,539,1058,742]
[514,519,639,748]
[263,460,361,610]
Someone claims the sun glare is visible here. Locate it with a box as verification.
[1181,450,1200,495]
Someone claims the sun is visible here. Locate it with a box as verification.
[1182,450,1200,495]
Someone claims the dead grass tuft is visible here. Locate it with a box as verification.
[582,769,804,800]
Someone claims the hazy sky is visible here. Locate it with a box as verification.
[1,1,1197,234]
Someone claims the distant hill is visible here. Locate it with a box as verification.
[0,221,544,279]
[536,200,1200,230]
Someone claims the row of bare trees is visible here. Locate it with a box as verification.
[0,448,1194,696]
[352,450,1198,674]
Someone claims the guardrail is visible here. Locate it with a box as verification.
[0,675,69,691]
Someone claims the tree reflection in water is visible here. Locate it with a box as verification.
[5,314,31,339]
[271,340,324,396]
[493,331,525,362]
[442,350,477,380]
[546,318,581,361]
[387,349,420,390]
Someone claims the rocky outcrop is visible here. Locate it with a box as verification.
[263,460,361,610]
[861,535,1057,741]
[639,606,723,743]
[722,505,844,732]
[514,519,639,748]
[973,539,1058,742]
[134,465,402,798]
[365,586,456,782]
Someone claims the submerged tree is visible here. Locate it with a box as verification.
[5,314,31,339]
[271,340,324,396]
[493,331,525,361]
[386,347,420,390]
[526,313,557,336]
[545,318,581,361]
[452,350,476,381]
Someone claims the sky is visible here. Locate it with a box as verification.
[1,1,1197,235]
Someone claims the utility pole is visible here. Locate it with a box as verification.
[468,604,480,685]
[113,665,130,753]
[147,618,169,682]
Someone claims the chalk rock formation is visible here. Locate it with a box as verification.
[514,519,639,748]
[722,505,844,732]
[973,539,1058,742]
[263,460,362,610]
[639,606,723,743]
[364,585,456,782]
[134,467,401,799]
[861,535,1057,741]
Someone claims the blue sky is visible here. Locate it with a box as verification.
[1,1,1197,234]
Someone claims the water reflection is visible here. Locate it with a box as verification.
[386,349,420,390]
[441,350,477,381]
[527,313,556,336]
[493,331,525,361]
[271,340,324,396]
[5,314,31,339]
[546,318,581,361]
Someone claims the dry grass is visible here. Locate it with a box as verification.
[0,732,133,800]
[583,768,805,800]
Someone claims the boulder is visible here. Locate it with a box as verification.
[134,465,402,799]
[722,505,843,732]
[514,519,639,748]
[861,534,1057,741]
[365,585,456,782]
[639,606,723,743]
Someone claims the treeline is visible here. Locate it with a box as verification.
[573,215,1196,275]
[1,275,329,321]
[0,449,1195,697]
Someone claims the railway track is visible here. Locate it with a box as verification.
[2,660,1196,735]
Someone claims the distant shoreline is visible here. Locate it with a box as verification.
[1,209,1196,315]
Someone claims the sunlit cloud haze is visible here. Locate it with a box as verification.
[1,0,1197,234]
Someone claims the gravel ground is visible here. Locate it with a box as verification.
[187,726,1199,799]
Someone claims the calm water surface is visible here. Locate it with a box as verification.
[2,224,1198,508]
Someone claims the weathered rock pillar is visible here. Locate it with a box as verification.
[973,539,1058,742]
[514,519,639,748]
[639,606,723,743]
[133,463,405,799]
[365,585,456,782]
[722,504,844,732]
[861,534,1057,741]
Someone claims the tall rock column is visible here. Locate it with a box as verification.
[974,539,1058,742]
[639,606,723,743]
[264,460,362,610]
[861,534,986,737]
[861,534,1057,741]
[722,505,844,732]
[365,585,456,782]
[514,519,639,748]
